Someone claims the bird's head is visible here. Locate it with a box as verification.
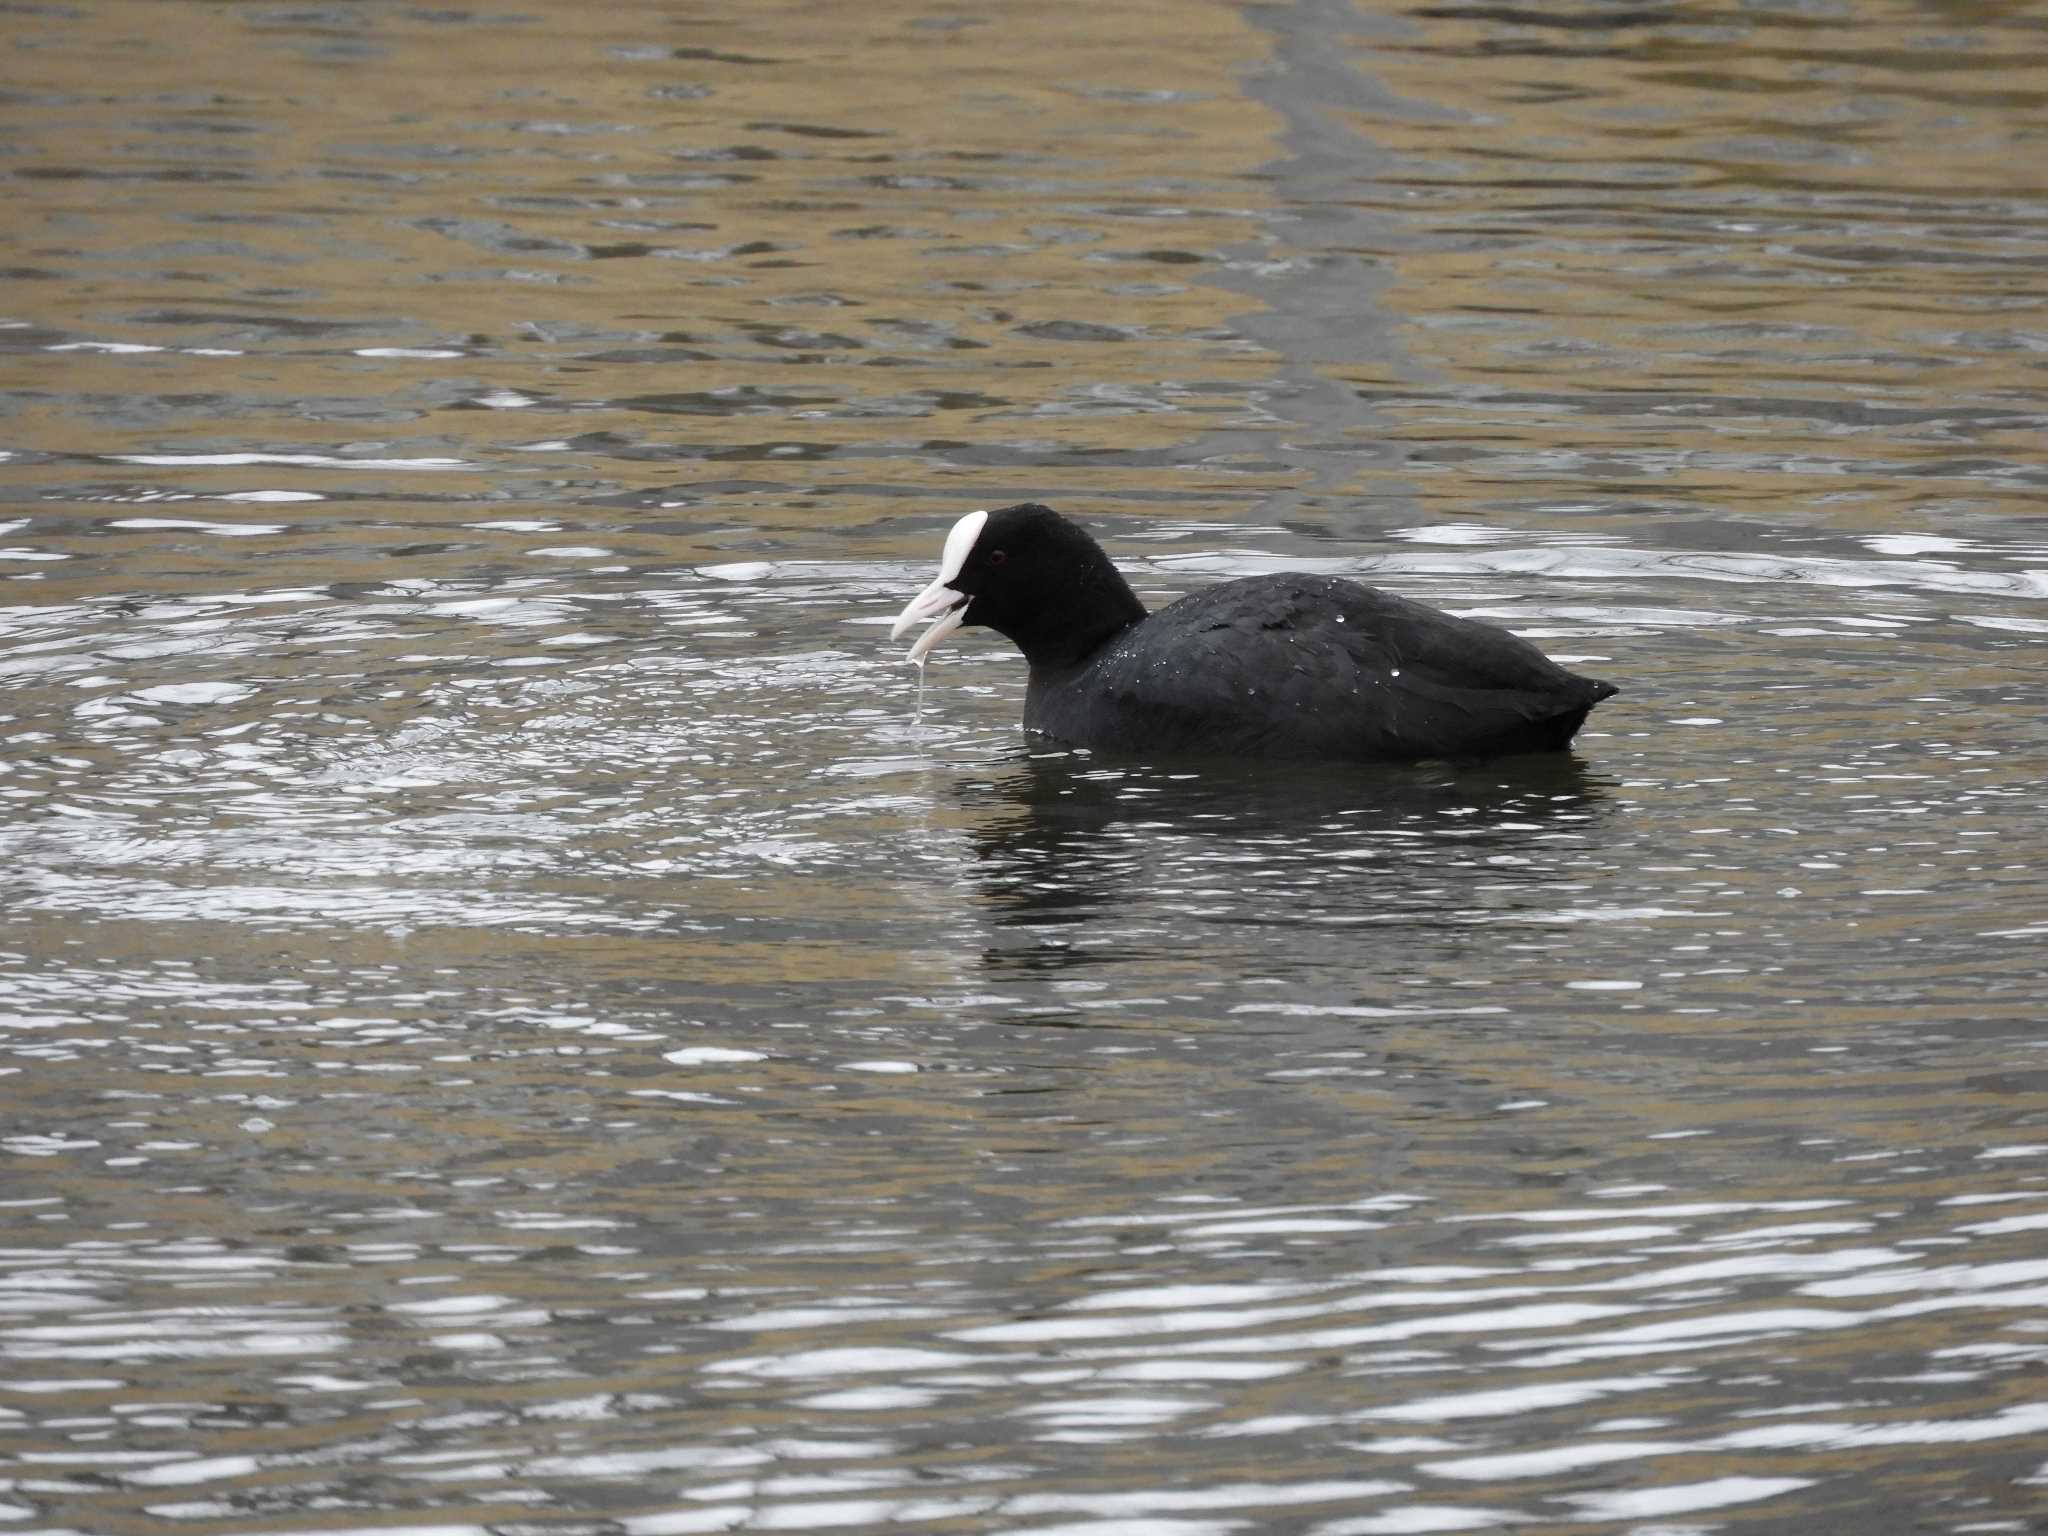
[889,502,1145,670]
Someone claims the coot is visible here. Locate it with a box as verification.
[890,503,1617,762]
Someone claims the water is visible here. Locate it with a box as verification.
[4,1,2047,1532]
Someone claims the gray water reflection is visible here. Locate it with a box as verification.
[5,0,2048,1533]
[965,753,1618,977]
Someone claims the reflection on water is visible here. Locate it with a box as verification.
[4,0,2047,1532]
[967,752,1617,975]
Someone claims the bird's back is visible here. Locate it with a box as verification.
[1024,573,1615,761]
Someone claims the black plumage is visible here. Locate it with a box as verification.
[892,503,1617,763]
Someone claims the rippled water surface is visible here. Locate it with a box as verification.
[5,1,2047,1532]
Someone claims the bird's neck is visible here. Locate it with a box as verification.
[1014,566,1146,673]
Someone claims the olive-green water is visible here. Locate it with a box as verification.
[3,2,2046,1533]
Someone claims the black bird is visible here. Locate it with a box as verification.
[890,503,1618,762]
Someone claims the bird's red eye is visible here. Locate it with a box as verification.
[988,549,1008,567]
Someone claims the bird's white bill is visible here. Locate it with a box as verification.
[889,508,987,664]
[892,583,968,663]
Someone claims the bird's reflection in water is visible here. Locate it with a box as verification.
[959,750,1617,979]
